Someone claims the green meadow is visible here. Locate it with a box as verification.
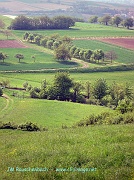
[0,48,78,71]
[73,39,134,64]
[0,16,134,180]
[0,93,111,128]
[13,22,134,39]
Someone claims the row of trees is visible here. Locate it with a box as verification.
[25,72,133,112]
[24,32,116,63]
[0,52,25,63]
[89,15,134,29]
[10,15,75,30]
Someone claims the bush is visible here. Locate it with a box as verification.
[18,122,40,131]
[0,122,17,130]
[86,97,100,105]
[30,88,40,98]
[0,122,48,131]
[76,95,86,104]
[112,114,124,124]
[75,111,134,127]
[123,112,134,124]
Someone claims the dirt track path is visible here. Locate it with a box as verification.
[1,94,13,112]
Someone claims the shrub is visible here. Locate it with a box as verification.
[18,122,40,131]
[0,122,17,130]
[86,97,100,105]
[75,111,134,127]
[117,100,134,114]
[123,112,134,124]
[76,95,86,104]
[112,114,124,124]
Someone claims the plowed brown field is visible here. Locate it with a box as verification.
[0,40,27,48]
[98,38,134,50]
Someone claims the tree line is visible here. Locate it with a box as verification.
[89,15,134,29]
[21,72,133,114]
[9,15,75,30]
[24,32,116,63]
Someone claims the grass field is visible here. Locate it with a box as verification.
[0,48,78,71]
[0,124,133,180]
[73,39,134,64]
[13,22,134,39]
[0,71,134,88]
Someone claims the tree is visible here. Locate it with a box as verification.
[124,18,134,29]
[73,48,80,58]
[79,49,85,60]
[53,41,60,49]
[28,34,34,42]
[23,32,30,40]
[0,19,5,29]
[23,81,28,90]
[0,87,3,96]
[40,79,47,99]
[93,79,108,100]
[52,16,75,29]
[70,46,77,56]
[51,72,73,101]
[31,55,36,62]
[117,99,133,114]
[54,44,71,60]
[110,83,133,109]
[40,38,48,47]
[34,36,41,45]
[99,15,111,25]
[15,54,24,63]
[89,16,98,23]
[60,36,72,44]
[113,16,123,27]
[84,49,93,62]
[85,81,91,99]
[3,30,12,39]
[0,52,8,63]
[110,83,126,108]
[92,49,104,63]
[10,15,32,30]
[46,40,54,49]
[105,51,117,63]
[71,82,84,102]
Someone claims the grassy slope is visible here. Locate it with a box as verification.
[73,39,134,64]
[0,94,111,128]
[0,15,14,40]
[0,96,6,110]
[0,15,12,28]
[0,125,133,180]
[0,71,134,88]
